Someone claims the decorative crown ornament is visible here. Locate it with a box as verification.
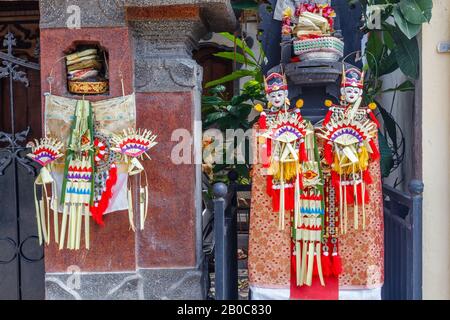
[341,65,365,89]
[27,138,65,245]
[264,72,288,94]
[112,128,158,231]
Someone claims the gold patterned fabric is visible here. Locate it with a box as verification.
[339,154,384,288]
[45,94,136,146]
[44,94,136,173]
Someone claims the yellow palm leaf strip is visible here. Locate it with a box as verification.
[301,239,308,285]
[59,203,69,250]
[69,204,76,250]
[316,242,325,286]
[52,183,59,244]
[143,169,149,221]
[84,206,90,250]
[140,186,145,231]
[39,199,48,245]
[34,183,43,245]
[128,185,136,232]
[75,203,82,250]
[44,185,51,244]
[306,241,315,286]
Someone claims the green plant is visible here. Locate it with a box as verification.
[202,32,266,184]
[202,82,264,184]
[205,32,265,89]
[231,0,260,10]
[349,0,432,177]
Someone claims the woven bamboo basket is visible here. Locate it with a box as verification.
[293,37,344,62]
[68,80,109,95]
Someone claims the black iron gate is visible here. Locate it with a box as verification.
[0,27,45,299]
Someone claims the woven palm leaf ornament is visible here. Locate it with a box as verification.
[59,99,95,250]
[262,110,311,231]
[90,133,118,226]
[27,138,64,245]
[318,65,380,234]
[111,128,158,231]
[255,72,309,230]
[255,71,326,287]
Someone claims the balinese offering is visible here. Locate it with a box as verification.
[66,47,109,94]
[28,93,158,250]
[248,66,384,300]
[27,138,64,245]
[318,67,380,233]
[283,1,344,61]
[249,72,328,295]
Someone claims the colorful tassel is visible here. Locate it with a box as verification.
[321,253,332,277]
[90,164,118,226]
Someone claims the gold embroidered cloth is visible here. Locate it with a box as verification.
[45,94,136,144]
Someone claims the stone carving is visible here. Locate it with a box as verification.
[46,269,205,300]
[39,0,236,31]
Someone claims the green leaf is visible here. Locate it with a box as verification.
[234,164,250,179]
[205,69,256,88]
[208,85,226,95]
[230,95,246,106]
[365,32,384,71]
[394,6,422,39]
[382,30,395,50]
[378,105,398,152]
[204,111,228,127]
[232,0,259,10]
[213,52,257,67]
[218,32,257,62]
[391,29,420,78]
[228,104,252,119]
[378,131,394,178]
[202,95,226,106]
[399,0,433,24]
[378,52,399,76]
[382,80,415,93]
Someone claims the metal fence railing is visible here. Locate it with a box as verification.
[212,178,239,300]
[208,173,424,300]
[382,180,424,300]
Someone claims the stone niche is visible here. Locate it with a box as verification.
[64,41,110,96]
[39,0,236,300]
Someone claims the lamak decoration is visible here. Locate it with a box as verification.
[112,128,158,232]
[28,95,158,250]
[318,66,380,234]
[254,72,326,288]
[27,138,64,245]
